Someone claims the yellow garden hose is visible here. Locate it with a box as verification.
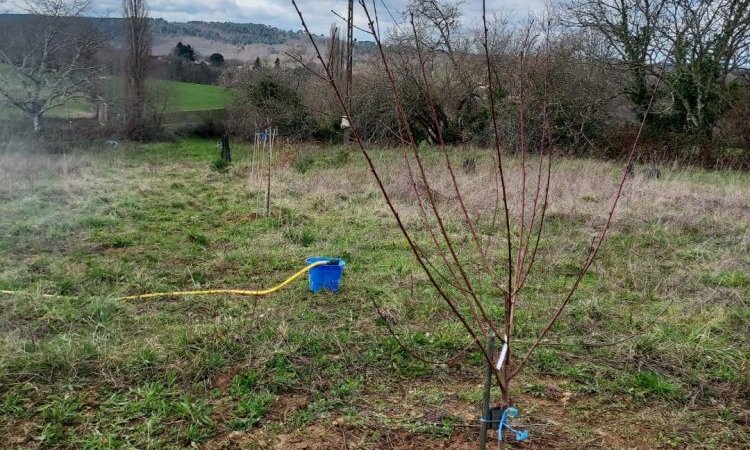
[1,260,329,301]
[120,260,328,300]
[0,290,68,299]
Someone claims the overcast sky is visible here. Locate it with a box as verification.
[78,1,547,37]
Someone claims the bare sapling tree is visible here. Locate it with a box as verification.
[327,23,346,83]
[293,0,665,443]
[0,0,106,132]
[122,0,151,139]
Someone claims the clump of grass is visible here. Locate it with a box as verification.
[284,227,316,247]
[293,154,316,174]
[292,148,350,174]
[188,230,209,247]
[175,395,214,443]
[620,371,684,401]
[231,370,261,396]
[211,157,231,173]
[232,392,275,430]
[109,235,133,248]
[1,391,26,418]
[702,270,749,288]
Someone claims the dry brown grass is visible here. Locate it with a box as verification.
[0,149,95,201]
[274,146,749,249]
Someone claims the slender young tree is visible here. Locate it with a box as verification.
[123,0,151,139]
[327,23,345,81]
[292,0,665,439]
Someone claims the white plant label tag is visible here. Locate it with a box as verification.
[496,336,509,371]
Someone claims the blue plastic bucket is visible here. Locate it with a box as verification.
[306,257,345,293]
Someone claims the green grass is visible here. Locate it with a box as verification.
[0,139,747,448]
[0,97,93,121]
[154,80,229,112]
[0,77,228,121]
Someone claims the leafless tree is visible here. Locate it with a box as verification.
[327,23,346,82]
[562,0,750,138]
[0,0,105,132]
[658,0,750,136]
[541,29,623,153]
[222,65,315,140]
[292,0,663,438]
[122,0,151,139]
[561,0,667,121]
[391,0,487,143]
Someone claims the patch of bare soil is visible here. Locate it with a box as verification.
[206,425,479,450]
[210,366,245,391]
[204,379,706,449]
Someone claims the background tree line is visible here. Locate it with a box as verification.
[224,0,750,167]
[0,0,747,167]
[0,0,232,140]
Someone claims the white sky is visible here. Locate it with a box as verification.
[74,1,547,37]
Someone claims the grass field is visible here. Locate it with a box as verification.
[0,138,747,448]
[0,78,228,121]
[153,80,229,112]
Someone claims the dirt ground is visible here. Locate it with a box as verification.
[203,378,730,449]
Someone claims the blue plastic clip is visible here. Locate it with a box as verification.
[515,429,529,441]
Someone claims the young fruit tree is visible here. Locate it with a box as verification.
[293,0,666,444]
[0,0,106,132]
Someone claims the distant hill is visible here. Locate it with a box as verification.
[0,14,375,63]
[96,17,310,46]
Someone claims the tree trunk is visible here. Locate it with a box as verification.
[96,96,109,125]
[32,113,43,132]
[124,0,151,139]
[221,133,232,162]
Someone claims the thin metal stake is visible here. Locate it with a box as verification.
[265,127,273,217]
[479,333,495,450]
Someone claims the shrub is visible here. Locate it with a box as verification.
[222,67,314,140]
